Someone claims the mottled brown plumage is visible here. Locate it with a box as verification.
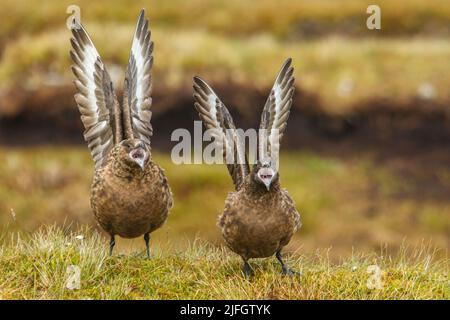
[193,59,301,277]
[219,173,300,260]
[91,140,172,240]
[70,10,172,256]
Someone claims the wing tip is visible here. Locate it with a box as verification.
[71,22,95,50]
[281,57,293,72]
[275,57,294,84]
[280,57,292,71]
[137,9,145,24]
[133,8,151,44]
[193,76,205,85]
[70,18,81,31]
[193,76,213,95]
[285,57,292,65]
[136,8,148,30]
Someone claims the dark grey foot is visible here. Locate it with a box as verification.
[282,267,301,276]
[144,233,150,259]
[242,260,252,279]
[276,250,301,276]
[109,235,116,256]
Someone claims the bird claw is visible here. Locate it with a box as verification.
[282,267,301,277]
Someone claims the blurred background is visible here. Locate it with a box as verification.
[0,0,449,259]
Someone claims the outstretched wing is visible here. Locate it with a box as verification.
[123,9,154,146]
[259,58,295,163]
[193,77,249,190]
[70,22,122,169]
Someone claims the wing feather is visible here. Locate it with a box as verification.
[259,58,295,162]
[123,9,154,146]
[70,22,122,169]
[193,77,249,190]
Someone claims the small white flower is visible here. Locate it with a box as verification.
[351,266,358,272]
[75,235,84,241]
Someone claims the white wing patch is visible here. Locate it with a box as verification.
[193,77,249,190]
[131,31,151,111]
[124,9,154,145]
[208,93,219,124]
[70,23,117,168]
[259,58,295,163]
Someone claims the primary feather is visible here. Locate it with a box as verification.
[259,58,295,162]
[193,77,249,190]
[70,22,121,169]
[70,9,155,166]
[123,10,154,147]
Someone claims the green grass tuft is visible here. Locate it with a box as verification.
[0,226,447,299]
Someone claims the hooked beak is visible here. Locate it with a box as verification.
[129,149,146,170]
[258,167,275,191]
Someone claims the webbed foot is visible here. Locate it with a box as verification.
[276,250,301,276]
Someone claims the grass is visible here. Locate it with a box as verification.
[1,30,450,114]
[1,1,450,114]
[0,225,447,299]
[1,0,450,45]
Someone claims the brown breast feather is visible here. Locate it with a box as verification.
[218,177,301,260]
[91,147,173,238]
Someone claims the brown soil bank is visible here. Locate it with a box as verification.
[0,84,449,155]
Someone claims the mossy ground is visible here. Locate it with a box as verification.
[0,226,447,299]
